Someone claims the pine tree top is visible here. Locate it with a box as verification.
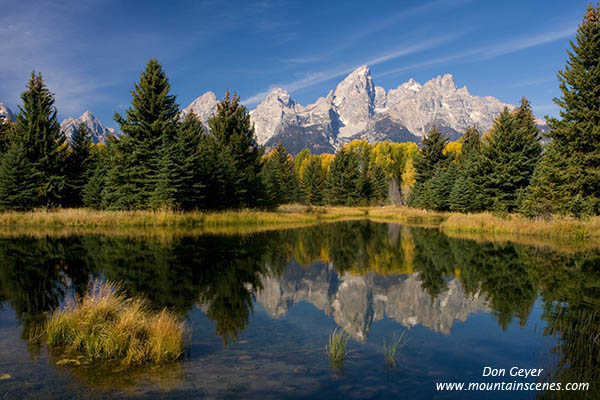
[114,59,179,142]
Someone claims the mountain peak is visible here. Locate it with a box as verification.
[401,78,422,92]
[351,64,370,76]
[0,102,14,122]
[333,66,376,138]
[181,91,219,127]
[264,88,293,107]
[60,111,113,144]
[427,74,456,90]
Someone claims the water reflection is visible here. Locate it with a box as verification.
[0,221,599,396]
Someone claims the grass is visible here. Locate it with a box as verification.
[439,212,600,240]
[383,331,406,367]
[46,280,186,365]
[325,328,350,364]
[0,205,599,250]
[0,205,366,229]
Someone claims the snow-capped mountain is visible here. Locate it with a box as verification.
[60,111,115,144]
[184,65,549,154]
[0,103,14,122]
[180,91,219,128]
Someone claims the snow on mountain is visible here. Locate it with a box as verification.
[60,111,115,144]
[331,65,376,139]
[182,66,548,154]
[180,91,219,129]
[0,103,14,122]
[250,88,303,144]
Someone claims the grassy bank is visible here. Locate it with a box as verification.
[369,206,600,241]
[0,206,599,248]
[46,280,185,365]
[0,205,366,229]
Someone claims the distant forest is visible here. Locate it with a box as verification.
[0,4,598,217]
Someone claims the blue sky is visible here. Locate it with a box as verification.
[0,0,589,129]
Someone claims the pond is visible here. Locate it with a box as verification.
[0,221,598,399]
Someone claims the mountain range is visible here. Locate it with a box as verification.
[184,65,548,154]
[2,66,548,152]
[59,111,116,144]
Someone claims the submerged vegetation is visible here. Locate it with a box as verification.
[383,331,407,367]
[46,280,185,365]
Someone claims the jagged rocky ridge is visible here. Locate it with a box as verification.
[59,111,116,144]
[0,103,14,122]
[183,65,548,154]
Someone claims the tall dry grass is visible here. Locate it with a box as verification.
[0,206,366,229]
[46,280,185,365]
[440,212,600,241]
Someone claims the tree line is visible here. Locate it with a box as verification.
[0,59,416,211]
[409,5,600,217]
[0,4,598,216]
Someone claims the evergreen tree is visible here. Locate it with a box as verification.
[101,136,142,209]
[13,72,67,207]
[106,59,179,209]
[208,91,263,208]
[148,140,179,210]
[0,119,14,156]
[325,149,361,206]
[460,126,482,163]
[413,127,449,184]
[259,142,299,208]
[369,164,389,204]
[451,126,482,212]
[195,134,238,210]
[428,163,459,211]
[526,4,600,216]
[0,145,41,211]
[83,162,106,209]
[173,112,206,210]
[64,123,93,207]
[301,155,325,205]
[450,175,477,213]
[477,101,542,212]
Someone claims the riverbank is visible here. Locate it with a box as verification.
[0,206,598,248]
[0,206,366,229]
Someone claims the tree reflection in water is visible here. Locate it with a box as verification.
[0,221,598,391]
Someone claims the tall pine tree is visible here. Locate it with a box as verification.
[106,59,179,209]
[0,144,41,211]
[301,155,326,205]
[13,72,67,207]
[64,123,93,207]
[413,127,450,184]
[477,101,542,212]
[208,91,263,208]
[260,142,299,209]
[325,149,361,206]
[525,4,600,216]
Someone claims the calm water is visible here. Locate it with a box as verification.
[0,221,598,399]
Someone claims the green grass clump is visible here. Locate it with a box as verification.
[325,328,350,363]
[383,331,406,367]
[46,280,185,365]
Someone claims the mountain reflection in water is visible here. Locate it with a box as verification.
[0,220,598,399]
